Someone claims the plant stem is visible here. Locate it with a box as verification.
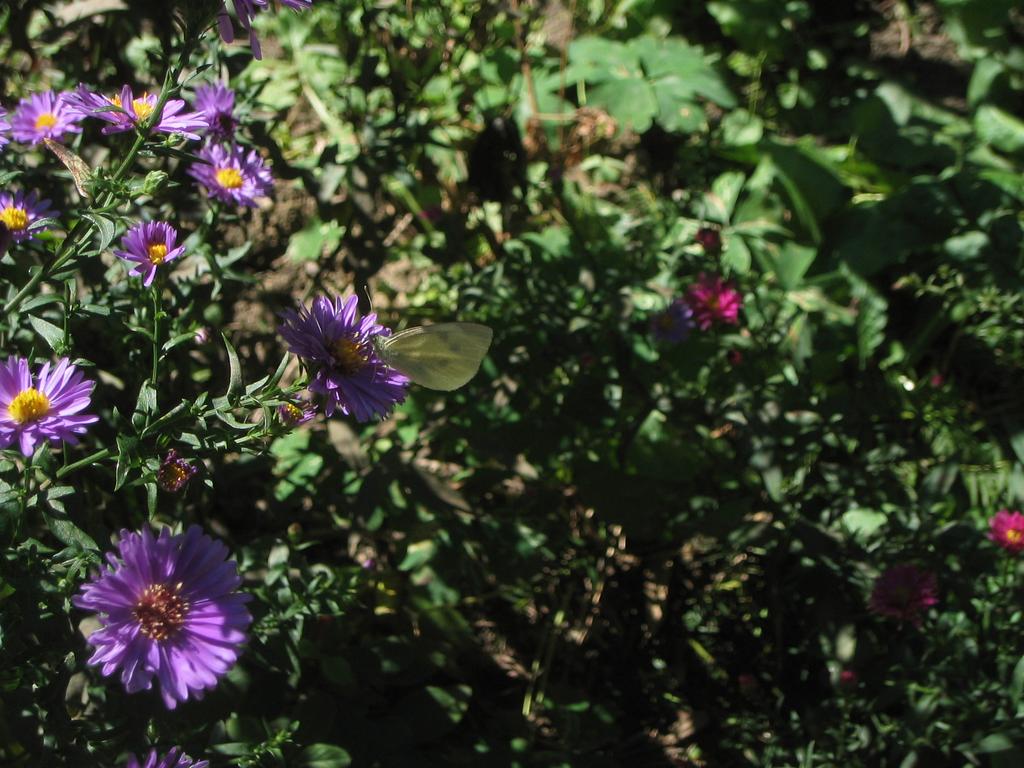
[56,448,113,479]
[150,285,161,389]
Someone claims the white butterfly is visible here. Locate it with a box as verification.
[375,322,493,391]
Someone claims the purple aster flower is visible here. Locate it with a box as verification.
[650,298,694,343]
[10,90,82,145]
[188,143,272,207]
[278,399,316,427]
[194,83,236,139]
[0,106,10,150]
[0,190,56,243]
[66,84,208,140]
[125,748,209,768]
[73,525,252,710]
[113,221,187,287]
[277,294,409,421]
[0,357,97,457]
[217,0,313,59]
[157,450,199,493]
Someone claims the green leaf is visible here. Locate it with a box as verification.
[1010,656,1024,703]
[852,280,888,369]
[568,36,636,83]
[719,109,764,147]
[975,732,1023,768]
[721,234,751,274]
[28,315,65,351]
[41,509,97,551]
[398,540,437,571]
[841,508,887,541]
[758,242,816,290]
[222,333,243,397]
[135,381,157,416]
[115,435,138,491]
[967,58,1005,109]
[299,744,351,768]
[286,219,344,262]
[651,79,704,133]
[976,105,1024,154]
[707,171,746,223]
[764,142,848,244]
[588,78,658,134]
[84,212,117,251]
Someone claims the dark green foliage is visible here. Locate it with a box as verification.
[1,0,1024,766]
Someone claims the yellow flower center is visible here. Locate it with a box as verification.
[132,95,154,122]
[282,403,303,422]
[147,243,168,265]
[1007,529,1022,544]
[215,168,244,190]
[330,337,369,376]
[133,583,189,641]
[34,112,58,130]
[111,94,154,122]
[158,462,189,491]
[8,388,51,424]
[0,206,29,232]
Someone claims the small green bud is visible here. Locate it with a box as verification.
[141,170,169,196]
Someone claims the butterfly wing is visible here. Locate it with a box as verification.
[44,139,92,199]
[378,323,493,391]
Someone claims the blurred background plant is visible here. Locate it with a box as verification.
[1,0,1024,766]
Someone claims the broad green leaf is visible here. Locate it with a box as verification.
[976,105,1024,154]
[41,509,97,550]
[299,744,351,768]
[588,78,658,134]
[28,315,65,351]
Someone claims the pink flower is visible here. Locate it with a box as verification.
[685,273,742,330]
[988,509,1024,554]
[868,564,937,626]
[838,669,857,689]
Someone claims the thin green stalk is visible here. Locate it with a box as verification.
[150,285,161,389]
[56,448,113,479]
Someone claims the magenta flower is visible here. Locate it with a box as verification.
[10,90,82,145]
[125,748,209,768]
[188,143,273,207]
[686,273,743,330]
[0,357,97,457]
[988,509,1024,554]
[278,399,316,427]
[73,525,252,710]
[0,106,10,149]
[0,190,55,243]
[194,83,236,139]
[650,299,693,343]
[113,221,186,287]
[67,84,208,140]
[156,450,199,493]
[277,294,409,421]
[868,564,938,627]
[217,0,313,59]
